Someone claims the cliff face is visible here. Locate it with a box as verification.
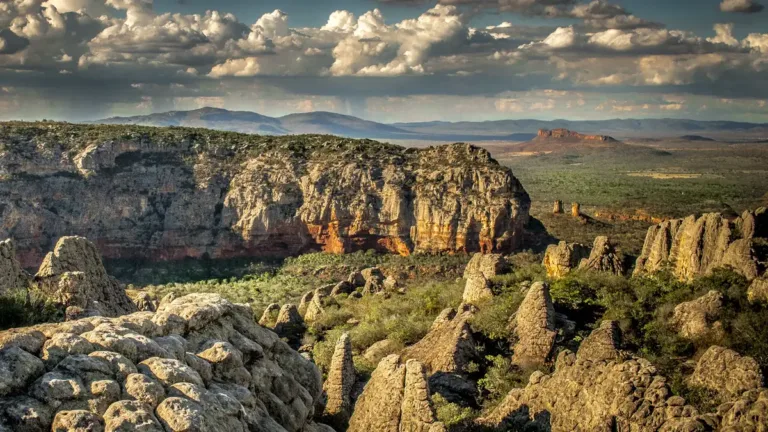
[0,123,530,267]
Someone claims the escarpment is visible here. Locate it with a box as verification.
[0,293,329,431]
[0,123,530,267]
[634,208,767,281]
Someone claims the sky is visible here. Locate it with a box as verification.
[1,0,768,123]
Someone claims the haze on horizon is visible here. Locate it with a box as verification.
[1,0,768,123]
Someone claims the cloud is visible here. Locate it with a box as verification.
[0,29,29,55]
[720,0,764,13]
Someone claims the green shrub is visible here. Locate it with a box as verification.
[0,290,63,330]
[477,355,536,408]
[432,394,478,427]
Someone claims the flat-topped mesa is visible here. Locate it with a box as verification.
[537,128,616,142]
[634,208,767,281]
[0,124,531,266]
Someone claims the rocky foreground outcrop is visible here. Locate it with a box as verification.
[0,293,329,431]
[479,324,768,431]
[634,209,767,281]
[0,124,530,266]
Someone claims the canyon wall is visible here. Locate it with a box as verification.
[0,123,530,267]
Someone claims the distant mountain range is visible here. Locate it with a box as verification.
[93,108,768,141]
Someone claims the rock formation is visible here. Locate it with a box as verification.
[347,355,445,432]
[510,282,557,367]
[33,236,137,318]
[403,305,477,375]
[0,239,29,294]
[363,339,400,366]
[576,320,622,363]
[462,274,493,305]
[481,327,709,431]
[718,389,768,430]
[747,277,768,304]
[258,303,281,327]
[273,304,305,346]
[537,128,616,142]
[0,124,530,266]
[571,202,581,217]
[577,236,624,275]
[688,346,763,399]
[634,209,766,281]
[463,253,508,280]
[553,200,564,214]
[321,333,355,429]
[670,290,723,340]
[0,293,329,432]
[542,241,589,279]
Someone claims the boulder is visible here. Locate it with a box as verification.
[322,333,355,429]
[0,239,30,294]
[258,304,281,328]
[0,293,324,432]
[577,236,624,276]
[347,355,445,432]
[688,346,763,399]
[304,295,325,323]
[462,253,508,280]
[670,290,723,340]
[542,241,589,279]
[718,388,768,430]
[634,210,765,281]
[747,277,768,304]
[462,273,493,305]
[510,282,557,367]
[403,305,478,375]
[33,237,137,318]
[129,292,158,313]
[576,320,622,363]
[363,340,400,366]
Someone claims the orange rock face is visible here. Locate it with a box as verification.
[0,125,530,265]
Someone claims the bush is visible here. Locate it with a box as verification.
[0,290,63,330]
[432,394,478,427]
[477,355,536,408]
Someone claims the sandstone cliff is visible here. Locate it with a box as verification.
[0,124,530,267]
[0,293,329,431]
[634,209,766,281]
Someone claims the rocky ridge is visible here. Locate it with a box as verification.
[0,123,530,267]
[634,208,767,281]
[0,293,329,432]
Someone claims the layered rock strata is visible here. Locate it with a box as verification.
[321,333,355,429]
[0,124,531,266]
[0,293,328,432]
[634,209,766,281]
